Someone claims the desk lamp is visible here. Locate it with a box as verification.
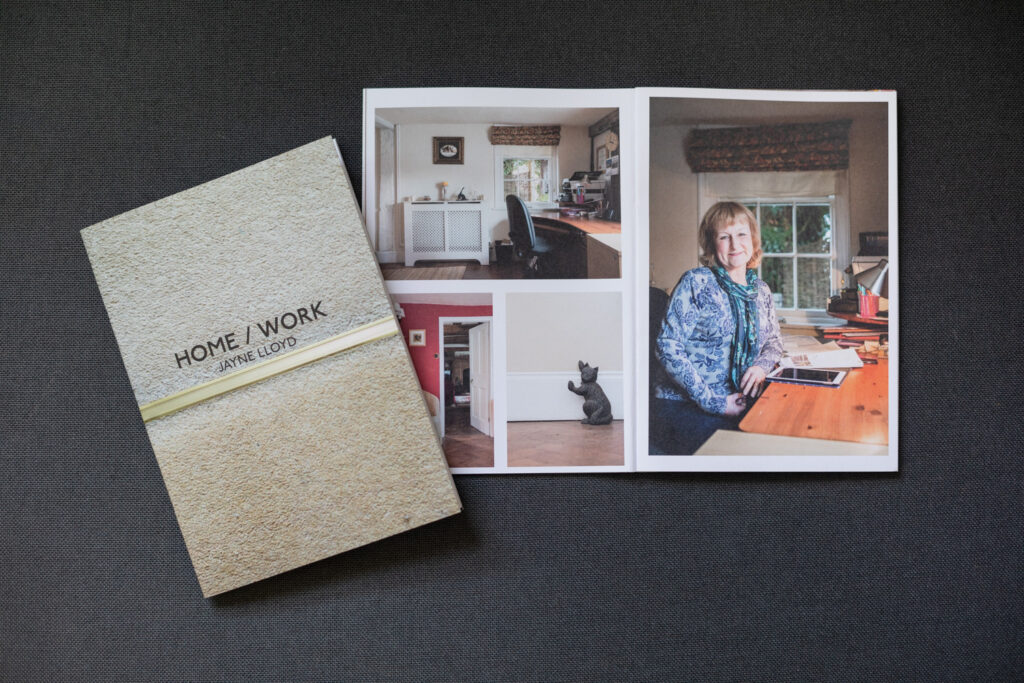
[855,258,888,318]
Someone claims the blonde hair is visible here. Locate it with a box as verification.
[698,202,763,269]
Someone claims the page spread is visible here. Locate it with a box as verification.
[362,87,897,473]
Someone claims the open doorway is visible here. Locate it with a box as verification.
[439,317,493,468]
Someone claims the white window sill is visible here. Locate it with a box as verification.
[777,312,836,328]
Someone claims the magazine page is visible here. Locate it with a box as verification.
[634,88,898,472]
[363,88,636,474]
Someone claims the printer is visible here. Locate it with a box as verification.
[559,170,607,206]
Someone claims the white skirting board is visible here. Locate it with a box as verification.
[507,371,624,422]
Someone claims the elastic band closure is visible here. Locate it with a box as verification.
[140,316,399,423]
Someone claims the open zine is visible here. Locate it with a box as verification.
[363,88,897,473]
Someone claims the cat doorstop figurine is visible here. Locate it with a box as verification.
[567,360,613,425]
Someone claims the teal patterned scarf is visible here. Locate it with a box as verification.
[711,266,760,391]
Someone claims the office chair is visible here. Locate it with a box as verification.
[505,195,554,278]
[649,286,670,399]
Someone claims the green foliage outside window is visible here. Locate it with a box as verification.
[503,157,550,203]
[743,201,833,310]
[759,204,793,254]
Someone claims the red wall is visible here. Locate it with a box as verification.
[397,303,492,399]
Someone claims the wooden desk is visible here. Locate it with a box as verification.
[739,360,889,444]
[530,211,621,278]
[695,430,888,456]
[530,210,621,235]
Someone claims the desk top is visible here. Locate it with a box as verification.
[696,429,889,456]
[739,360,889,444]
[531,210,621,235]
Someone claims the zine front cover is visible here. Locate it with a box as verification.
[82,138,461,597]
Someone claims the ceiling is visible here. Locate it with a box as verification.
[443,322,480,347]
[650,97,889,127]
[376,106,616,127]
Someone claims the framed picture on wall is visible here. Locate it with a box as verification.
[409,329,426,346]
[595,144,608,171]
[433,137,464,164]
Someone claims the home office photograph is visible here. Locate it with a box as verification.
[390,289,630,474]
[636,89,897,471]
[391,292,496,470]
[505,291,625,469]
[363,89,634,281]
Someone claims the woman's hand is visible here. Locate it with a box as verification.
[740,366,767,398]
[723,393,748,416]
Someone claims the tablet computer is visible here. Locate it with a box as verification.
[766,367,847,388]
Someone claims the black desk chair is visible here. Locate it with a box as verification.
[505,195,555,278]
[649,286,670,398]
[648,285,672,454]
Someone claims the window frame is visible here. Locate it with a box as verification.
[493,145,558,210]
[738,197,837,315]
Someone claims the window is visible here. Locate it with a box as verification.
[502,156,551,204]
[743,199,835,311]
[494,144,557,208]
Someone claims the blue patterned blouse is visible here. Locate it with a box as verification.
[655,267,783,415]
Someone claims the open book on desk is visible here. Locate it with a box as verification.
[779,348,864,370]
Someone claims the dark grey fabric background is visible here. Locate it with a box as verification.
[2,1,1022,680]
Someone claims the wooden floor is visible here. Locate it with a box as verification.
[382,260,524,281]
[442,406,493,468]
[507,420,624,467]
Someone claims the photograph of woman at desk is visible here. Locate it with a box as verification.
[650,202,783,455]
[641,90,896,469]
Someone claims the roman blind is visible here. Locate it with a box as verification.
[488,125,561,146]
[685,120,851,173]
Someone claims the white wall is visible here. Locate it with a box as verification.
[397,123,493,203]
[559,125,593,181]
[388,123,593,261]
[848,116,889,252]
[507,292,623,372]
[506,292,624,421]
[506,371,624,422]
[649,124,699,290]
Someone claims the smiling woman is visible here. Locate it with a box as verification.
[650,201,783,455]
[712,214,757,277]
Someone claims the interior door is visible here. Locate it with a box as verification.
[375,124,396,254]
[468,322,491,436]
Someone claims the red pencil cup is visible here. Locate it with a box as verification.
[858,292,880,318]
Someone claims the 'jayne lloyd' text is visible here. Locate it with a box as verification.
[215,336,298,373]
